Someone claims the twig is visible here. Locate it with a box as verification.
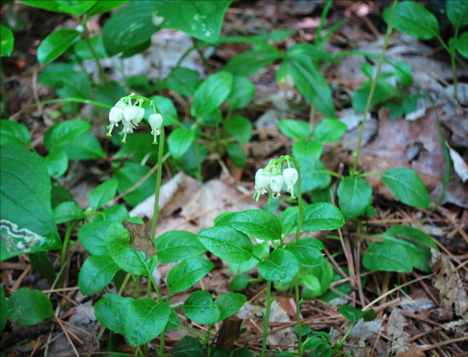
[54,314,80,357]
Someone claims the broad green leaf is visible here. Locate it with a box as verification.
[78,221,111,256]
[144,95,179,125]
[95,294,133,334]
[301,261,334,298]
[102,2,159,57]
[230,274,250,291]
[98,205,130,222]
[227,143,246,168]
[338,177,372,219]
[124,299,171,347]
[166,67,200,97]
[298,155,331,193]
[0,288,7,331]
[183,290,220,325]
[167,128,196,160]
[1,145,60,261]
[394,60,413,86]
[301,203,345,232]
[229,242,269,274]
[87,0,128,17]
[0,25,14,57]
[362,241,413,272]
[166,258,214,292]
[113,133,160,165]
[20,0,96,15]
[224,115,252,144]
[191,71,233,118]
[53,201,84,224]
[153,1,232,43]
[288,56,336,118]
[383,168,430,209]
[89,179,118,210]
[95,80,126,112]
[198,108,222,127]
[224,48,283,77]
[73,35,108,60]
[313,119,347,142]
[215,210,282,241]
[270,29,294,42]
[38,29,80,64]
[383,1,439,40]
[79,255,120,295]
[107,222,156,276]
[215,293,246,320]
[286,238,324,267]
[292,140,323,160]
[447,0,468,28]
[278,119,311,140]
[29,251,56,282]
[113,162,155,207]
[339,305,375,324]
[258,249,298,283]
[450,32,468,58]
[44,150,68,179]
[155,230,206,263]
[227,76,255,110]
[44,119,90,150]
[59,132,105,160]
[174,336,206,357]
[301,275,321,292]
[198,226,253,263]
[51,185,73,209]
[40,63,91,99]
[352,81,395,112]
[0,120,31,146]
[278,206,300,235]
[287,43,336,62]
[8,288,53,325]
[165,310,180,332]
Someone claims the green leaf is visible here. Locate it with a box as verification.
[382,168,430,209]
[0,288,7,331]
[8,288,53,325]
[287,43,336,62]
[183,290,220,325]
[198,108,222,127]
[37,29,80,64]
[191,71,233,118]
[78,221,111,256]
[58,132,105,160]
[352,81,395,112]
[313,119,347,143]
[153,1,232,43]
[113,162,155,207]
[166,258,214,292]
[99,205,130,222]
[301,261,334,298]
[258,249,298,283]
[339,305,375,324]
[230,274,250,291]
[286,238,324,267]
[215,293,246,320]
[198,226,253,263]
[73,35,108,60]
[215,210,282,241]
[44,150,68,179]
[95,294,133,335]
[394,60,413,86]
[224,48,283,77]
[383,1,439,40]
[362,241,413,272]
[337,177,372,219]
[87,0,128,17]
[447,0,468,28]
[166,67,200,97]
[229,242,269,274]
[224,115,252,144]
[45,119,91,150]
[288,56,336,118]
[113,134,160,165]
[124,299,171,347]
[278,119,311,140]
[450,32,468,58]
[292,140,323,160]
[79,255,120,295]
[0,120,31,146]
[53,201,84,224]
[51,185,73,209]
[144,95,179,126]
[226,143,246,168]
[301,203,345,232]
[1,145,60,261]
[298,156,331,193]
[167,128,196,160]
[227,76,255,110]
[107,222,156,276]
[29,251,56,282]
[89,180,118,210]
[0,25,14,57]
[102,2,159,57]
[174,336,206,357]
[20,0,96,15]
[155,230,206,263]
[39,63,91,99]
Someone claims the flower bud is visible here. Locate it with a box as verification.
[109,107,123,124]
[283,168,298,192]
[134,107,145,124]
[123,106,138,122]
[269,174,284,198]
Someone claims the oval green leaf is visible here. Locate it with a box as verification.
[79,255,120,295]
[382,168,431,209]
[38,29,80,64]
[155,230,206,263]
[8,288,53,326]
[258,249,299,283]
[166,257,214,293]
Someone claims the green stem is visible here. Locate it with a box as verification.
[151,126,165,241]
[85,37,107,84]
[61,220,79,267]
[206,324,213,357]
[316,0,333,46]
[159,331,165,357]
[176,324,205,340]
[352,0,398,175]
[261,280,273,357]
[448,28,459,100]
[31,98,112,109]
[194,140,203,182]
[134,275,141,299]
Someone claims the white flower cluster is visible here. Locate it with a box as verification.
[253,166,298,202]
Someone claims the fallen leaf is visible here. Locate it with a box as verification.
[123,221,157,259]
[447,143,468,183]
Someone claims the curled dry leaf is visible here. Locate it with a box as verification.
[446,143,468,183]
[123,221,157,259]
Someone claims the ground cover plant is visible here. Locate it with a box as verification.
[1,0,468,356]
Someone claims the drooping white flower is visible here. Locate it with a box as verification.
[149,113,163,143]
[134,107,145,124]
[269,174,284,199]
[123,106,138,122]
[109,107,123,126]
[255,169,270,193]
[115,100,127,109]
[283,168,298,193]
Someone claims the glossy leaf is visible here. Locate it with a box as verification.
[44,119,90,151]
[224,115,252,144]
[20,0,96,15]
[113,162,155,207]
[40,63,91,99]
[166,67,200,97]
[224,48,283,77]
[44,150,68,179]
[167,258,214,292]
[229,242,269,274]
[298,156,331,193]
[227,76,255,110]
[191,71,233,118]
[53,201,84,224]
[183,290,220,325]
[155,230,206,263]
[87,0,128,17]
[78,221,112,256]
[215,293,246,320]
[0,120,31,146]
[167,128,196,160]
[38,29,80,64]
[312,119,347,142]
[339,305,375,324]
[74,35,108,60]
[286,238,324,267]
[383,168,431,209]
[450,32,468,58]
[89,179,118,210]
[95,294,133,334]
[0,25,14,57]
[447,0,468,28]
[338,177,372,219]
[8,288,53,325]
[279,119,311,140]
[301,203,345,232]
[144,95,179,125]
[363,241,413,272]
[230,274,250,291]
[29,251,56,281]
[258,249,299,283]
[292,140,323,160]
[79,255,120,295]
[227,143,246,168]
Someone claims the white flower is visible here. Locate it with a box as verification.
[109,107,123,126]
[283,168,298,193]
[255,169,270,194]
[123,106,138,122]
[269,174,284,199]
[115,100,127,109]
[134,107,145,124]
[122,119,134,134]
[149,113,163,135]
